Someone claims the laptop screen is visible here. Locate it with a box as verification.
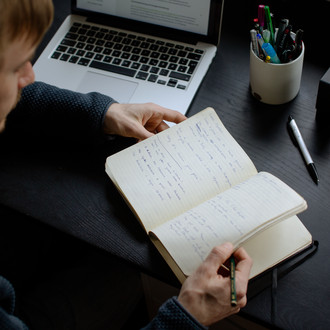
[76,0,212,36]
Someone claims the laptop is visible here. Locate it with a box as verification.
[33,0,224,115]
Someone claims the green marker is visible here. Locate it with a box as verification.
[264,6,275,46]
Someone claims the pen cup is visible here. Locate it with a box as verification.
[249,41,304,105]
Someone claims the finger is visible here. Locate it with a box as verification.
[131,124,155,141]
[155,121,170,132]
[160,108,187,124]
[233,247,253,280]
[201,243,234,274]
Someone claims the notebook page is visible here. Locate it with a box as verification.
[106,108,258,232]
[150,172,307,276]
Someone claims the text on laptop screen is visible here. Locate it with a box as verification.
[76,0,211,36]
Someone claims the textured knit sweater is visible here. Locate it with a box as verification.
[0,82,206,330]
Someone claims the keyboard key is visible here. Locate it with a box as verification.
[85,52,94,59]
[178,65,187,73]
[61,39,76,47]
[105,42,114,48]
[187,53,201,61]
[150,52,160,59]
[85,44,94,51]
[160,69,169,76]
[112,50,121,57]
[168,63,177,70]
[78,58,90,66]
[69,56,79,63]
[149,59,158,66]
[94,54,103,61]
[76,50,85,56]
[179,58,188,65]
[148,74,158,82]
[78,36,87,42]
[113,58,122,65]
[131,62,140,69]
[86,30,96,37]
[121,52,130,59]
[87,37,96,44]
[67,47,77,54]
[136,71,148,80]
[78,28,87,35]
[51,51,61,59]
[121,60,131,67]
[141,64,150,72]
[90,61,137,77]
[103,56,112,63]
[187,61,198,74]
[94,46,103,53]
[169,56,179,63]
[57,45,67,52]
[76,42,85,49]
[150,67,159,74]
[159,61,168,68]
[130,55,140,61]
[60,53,70,61]
[159,46,168,53]
[167,79,177,87]
[65,32,78,40]
[139,57,149,64]
[169,71,191,81]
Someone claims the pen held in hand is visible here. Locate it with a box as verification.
[230,255,237,307]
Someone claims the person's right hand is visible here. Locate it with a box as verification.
[178,242,252,327]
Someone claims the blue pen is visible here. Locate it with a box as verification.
[262,43,281,63]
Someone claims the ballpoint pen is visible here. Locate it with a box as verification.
[250,29,259,57]
[288,116,319,184]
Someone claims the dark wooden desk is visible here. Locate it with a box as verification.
[1,0,329,328]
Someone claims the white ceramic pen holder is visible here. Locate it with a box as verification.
[249,41,304,105]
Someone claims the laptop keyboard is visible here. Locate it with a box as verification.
[50,22,204,90]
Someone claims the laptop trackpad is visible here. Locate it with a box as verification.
[76,71,138,103]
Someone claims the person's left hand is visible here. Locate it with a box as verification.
[103,102,187,141]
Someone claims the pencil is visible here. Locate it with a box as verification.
[230,255,237,307]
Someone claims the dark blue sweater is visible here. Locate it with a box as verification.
[0,82,206,330]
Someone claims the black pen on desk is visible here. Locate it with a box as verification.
[230,255,237,307]
[288,116,319,184]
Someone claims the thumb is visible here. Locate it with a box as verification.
[128,124,155,141]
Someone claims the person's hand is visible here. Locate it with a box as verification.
[103,102,187,141]
[178,242,252,327]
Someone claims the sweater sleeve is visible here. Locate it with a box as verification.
[0,276,28,330]
[5,81,116,142]
[141,297,208,330]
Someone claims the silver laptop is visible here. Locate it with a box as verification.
[33,0,224,115]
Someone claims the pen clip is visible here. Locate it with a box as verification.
[287,116,298,147]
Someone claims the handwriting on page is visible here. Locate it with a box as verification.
[152,172,303,275]
[130,111,256,219]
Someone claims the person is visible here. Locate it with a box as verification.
[0,0,253,329]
